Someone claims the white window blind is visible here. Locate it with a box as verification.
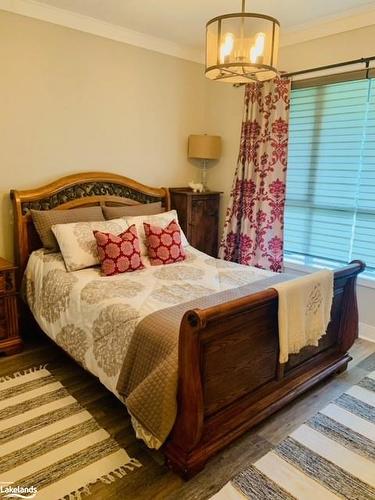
[285,78,375,278]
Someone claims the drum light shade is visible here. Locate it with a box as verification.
[205,1,280,83]
[188,135,221,160]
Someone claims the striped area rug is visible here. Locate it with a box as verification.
[0,366,141,500]
[213,370,375,500]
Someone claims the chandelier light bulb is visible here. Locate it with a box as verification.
[250,32,266,64]
[220,33,235,63]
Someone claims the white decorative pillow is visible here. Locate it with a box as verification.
[52,218,129,271]
[124,210,189,256]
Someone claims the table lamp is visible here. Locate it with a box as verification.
[188,134,221,191]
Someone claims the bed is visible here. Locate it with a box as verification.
[11,172,365,478]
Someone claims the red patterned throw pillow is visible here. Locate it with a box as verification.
[143,219,186,265]
[94,225,144,276]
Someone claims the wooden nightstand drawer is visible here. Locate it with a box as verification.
[170,188,221,257]
[0,270,15,294]
[0,257,22,355]
[0,298,8,340]
[0,318,6,339]
[0,270,16,294]
[0,297,4,320]
[192,197,219,220]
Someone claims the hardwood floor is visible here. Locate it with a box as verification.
[1,335,374,500]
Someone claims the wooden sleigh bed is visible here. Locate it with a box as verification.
[11,171,365,478]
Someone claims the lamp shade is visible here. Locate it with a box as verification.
[188,135,221,160]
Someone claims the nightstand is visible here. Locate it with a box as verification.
[170,188,221,257]
[0,258,23,355]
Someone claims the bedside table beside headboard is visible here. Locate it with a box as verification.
[169,188,221,257]
[0,257,22,355]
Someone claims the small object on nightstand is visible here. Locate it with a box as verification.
[188,181,204,193]
[0,257,23,356]
[170,188,221,257]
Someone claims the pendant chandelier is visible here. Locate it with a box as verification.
[205,0,280,83]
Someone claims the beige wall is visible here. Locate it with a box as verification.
[279,24,375,73]
[0,10,207,261]
[205,83,244,232]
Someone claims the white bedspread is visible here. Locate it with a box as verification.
[24,247,274,447]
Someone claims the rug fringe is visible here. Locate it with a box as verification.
[0,364,49,383]
[98,458,142,485]
[60,458,142,499]
[60,485,91,500]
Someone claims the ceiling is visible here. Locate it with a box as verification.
[3,0,375,61]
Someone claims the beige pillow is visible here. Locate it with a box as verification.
[31,206,104,251]
[124,210,189,256]
[103,202,164,220]
[52,218,129,271]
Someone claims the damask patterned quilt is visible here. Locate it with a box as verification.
[24,247,275,448]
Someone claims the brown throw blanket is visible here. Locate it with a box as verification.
[116,274,292,445]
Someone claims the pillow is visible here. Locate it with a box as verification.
[124,210,189,256]
[144,219,186,265]
[31,206,104,251]
[102,202,164,220]
[94,225,144,276]
[52,218,129,271]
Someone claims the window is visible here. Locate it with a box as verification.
[285,77,375,279]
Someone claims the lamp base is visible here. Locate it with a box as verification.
[201,160,208,191]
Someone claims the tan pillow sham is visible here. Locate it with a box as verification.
[102,202,164,220]
[31,206,104,251]
[51,218,129,271]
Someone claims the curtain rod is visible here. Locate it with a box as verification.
[283,55,375,78]
[233,55,375,86]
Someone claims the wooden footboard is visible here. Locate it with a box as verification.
[163,260,365,478]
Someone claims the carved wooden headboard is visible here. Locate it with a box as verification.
[10,172,170,279]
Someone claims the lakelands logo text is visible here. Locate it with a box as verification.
[0,482,37,499]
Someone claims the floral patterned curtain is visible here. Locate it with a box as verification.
[218,78,291,272]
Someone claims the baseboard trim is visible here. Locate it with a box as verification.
[359,322,375,343]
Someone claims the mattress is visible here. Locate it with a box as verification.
[24,247,274,447]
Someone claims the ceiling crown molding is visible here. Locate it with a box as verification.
[1,0,375,62]
[0,0,203,63]
[281,4,375,47]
